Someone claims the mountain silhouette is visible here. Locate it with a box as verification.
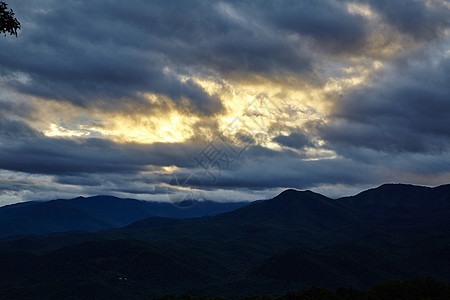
[0,183,448,299]
[0,196,251,237]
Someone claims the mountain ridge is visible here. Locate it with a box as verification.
[1,183,449,239]
[0,183,449,299]
[0,195,253,238]
[0,183,449,298]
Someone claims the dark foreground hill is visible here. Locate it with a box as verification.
[0,196,251,237]
[153,278,450,300]
[0,183,449,299]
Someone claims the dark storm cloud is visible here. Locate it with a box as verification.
[2,0,448,114]
[177,154,377,191]
[55,174,105,187]
[365,0,450,41]
[0,115,40,138]
[53,172,164,195]
[260,0,368,52]
[0,100,35,120]
[318,50,450,154]
[0,128,206,175]
[273,131,313,150]
[0,0,374,113]
[0,0,226,115]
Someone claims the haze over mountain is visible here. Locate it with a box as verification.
[0,183,449,299]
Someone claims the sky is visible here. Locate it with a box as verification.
[0,0,449,205]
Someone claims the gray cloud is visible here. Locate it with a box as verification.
[1,0,227,115]
[318,51,450,154]
[196,155,377,190]
[0,115,40,138]
[2,0,448,113]
[262,0,368,52]
[273,131,314,150]
[0,0,377,114]
[0,123,208,175]
[365,0,450,41]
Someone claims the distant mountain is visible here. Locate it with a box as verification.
[0,196,252,237]
[119,189,362,248]
[0,183,449,299]
[215,189,359,229]
[339,183,450,226]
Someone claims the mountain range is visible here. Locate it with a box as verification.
[0,183,449,299]
[0,196,251,237]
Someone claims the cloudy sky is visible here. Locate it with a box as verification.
[0,0,449,205]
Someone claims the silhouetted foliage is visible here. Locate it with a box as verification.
[0,1,20,36]
[152,278,450,300]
